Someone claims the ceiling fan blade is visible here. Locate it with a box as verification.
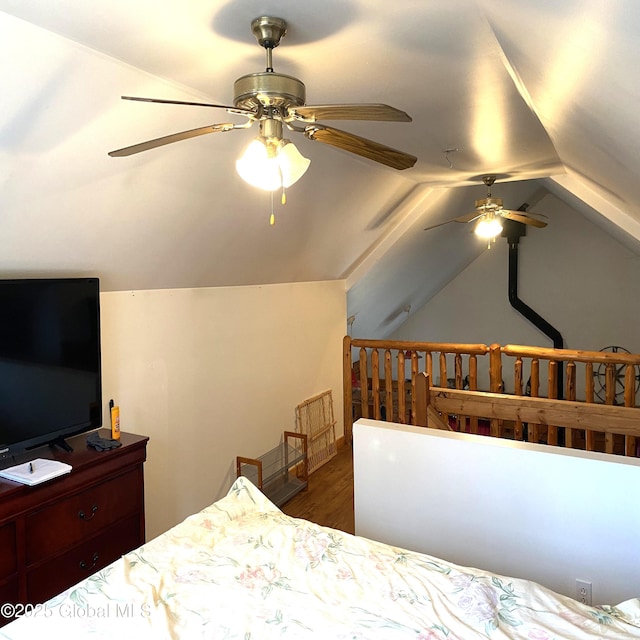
[121,95,253,114]
[305,125,417,170]
[424,212,482,232]
[291,104,411,122]
[501,210,548,228]
[108,123,236,157]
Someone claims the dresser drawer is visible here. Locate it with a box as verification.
[0,522,17,579]
[25,468,142,564]
[27,514,142,604]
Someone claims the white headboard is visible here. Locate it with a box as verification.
[353,418,640,605]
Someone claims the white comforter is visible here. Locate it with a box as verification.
[2,476,640,638]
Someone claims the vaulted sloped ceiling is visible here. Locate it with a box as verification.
[1,1,639,337]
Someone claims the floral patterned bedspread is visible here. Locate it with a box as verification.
[3,476,640,639]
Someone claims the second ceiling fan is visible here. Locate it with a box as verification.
[425,176,548,240]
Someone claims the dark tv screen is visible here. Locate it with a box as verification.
[0,278,102,459]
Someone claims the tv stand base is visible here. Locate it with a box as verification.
[49,437,73,453]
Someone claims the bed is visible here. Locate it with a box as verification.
[2,476,640,639]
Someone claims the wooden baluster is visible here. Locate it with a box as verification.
[624,364,637,456]
[455,354,463,388]
[343,336,353,444]
[410,352,420,425]
[565,362,576,448]
[371,349,381,420]
[411,351,434,424]
[585,362,595,451]
[489,344,502,437]
[397,351,406,424]
[439,351,447,386]
[514,357,523,441]
[547,361,558,446]
[439,352,449,429]
[454,353,463,430]
[605,363,616,453]
[414,373,430,427]
[469,355,479,434]
[489,344,502,391]
[359,347,369,419]
[530,359,540,443]
[384,349,393,421]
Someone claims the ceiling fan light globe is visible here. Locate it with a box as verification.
[277,141,310,188]
[236,139,282,191]
[474,216,503,239]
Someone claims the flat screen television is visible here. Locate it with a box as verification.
[0,277,102,461]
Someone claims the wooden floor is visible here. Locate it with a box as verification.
[281,441,355,534]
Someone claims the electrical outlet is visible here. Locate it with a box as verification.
[576,579,592,605]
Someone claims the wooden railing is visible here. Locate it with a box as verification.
[343,336,640,456]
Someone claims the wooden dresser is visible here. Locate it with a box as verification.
[0,430,148,623]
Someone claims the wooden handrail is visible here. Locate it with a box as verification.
[502,344,640,365]
[429,387,640,437]
[349,338,490,356]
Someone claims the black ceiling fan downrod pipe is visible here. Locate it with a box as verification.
[505,222,564,401]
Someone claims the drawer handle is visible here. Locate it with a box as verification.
[78,504,99,521]
[79,552,99,571]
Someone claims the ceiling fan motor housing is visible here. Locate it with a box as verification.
[233,72,306,112]
[236,17,306,115]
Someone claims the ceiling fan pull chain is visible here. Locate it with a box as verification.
[270,191,275,225]
[268,173,286,225]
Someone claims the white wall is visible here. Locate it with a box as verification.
[394,192,640,354]
[100,280,345,539]
[354,418,640,606]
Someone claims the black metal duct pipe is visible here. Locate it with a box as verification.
[505,220,564,400]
